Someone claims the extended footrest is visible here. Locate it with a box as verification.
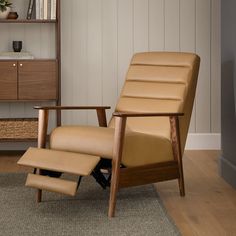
[26,173,78,196]
[18,147,101,176]
[17,147,101,196]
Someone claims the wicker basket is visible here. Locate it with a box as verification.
[0,118,38,140]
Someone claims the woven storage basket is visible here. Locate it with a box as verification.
[0,118,38,140]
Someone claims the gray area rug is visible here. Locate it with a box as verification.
[0,173,180,236]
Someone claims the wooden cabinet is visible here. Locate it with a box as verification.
[0,61,17,100]
[0,60,57,101]
[18,60,58,100]
[0,0,61,141]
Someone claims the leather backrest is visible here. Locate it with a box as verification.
[112,52,200,154]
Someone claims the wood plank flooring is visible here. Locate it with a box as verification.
[0,150,235,236]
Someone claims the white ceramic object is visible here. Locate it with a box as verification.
[0,7,11,19]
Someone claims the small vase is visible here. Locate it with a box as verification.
[0,7,11,19]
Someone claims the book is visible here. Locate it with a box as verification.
[47,0,51,20]
[35,0,40,19]
[0,52,34,60]
[39,0,44,19]
[43,0,48,20]
[27,0,35,20]
[51,0,56,20]
[35,0,55,20]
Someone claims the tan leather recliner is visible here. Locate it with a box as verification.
[18,52,200,217]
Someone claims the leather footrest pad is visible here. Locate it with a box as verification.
[26,173,78,196]
[18,147,101,176]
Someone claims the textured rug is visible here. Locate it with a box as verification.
[0,173,180,236]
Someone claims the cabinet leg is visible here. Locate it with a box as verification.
[37,189,42,203]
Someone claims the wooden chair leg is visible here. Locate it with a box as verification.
[170,116,185,197]
[108,166,120,217]
[178,179,185,196]
[108,116,126,217]
[178,161,185,196]
[36,109,49,203]
[37,189,42,202]
[36,168,42,202]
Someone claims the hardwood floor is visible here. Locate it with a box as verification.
[157,150,236,236]
[0,150,235,235]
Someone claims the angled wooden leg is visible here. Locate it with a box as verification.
[178,156,185,196]
[96,108,107,127]
[37,189,42,202]
[36,109,49,203]
[108,116,126,217]
[170,116,185,197]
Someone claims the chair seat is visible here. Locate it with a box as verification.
[50,124,174,167]
[18,147,101,176]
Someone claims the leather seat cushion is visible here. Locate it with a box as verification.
[50,125,174,167]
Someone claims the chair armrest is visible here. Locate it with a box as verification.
[35,106,110,127]
[112,111,184,118]
[34,106,111,110]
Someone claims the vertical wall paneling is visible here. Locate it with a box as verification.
[0,0,221,148]
[61,0,73,125]
[24,25,41,59]
[102,0,118,121]
[164,0,180,51]
[196,0,211,132]
[11,0,27,19]
[70,0,88,125]
[87,0,103,125]
[133,0,149,53]
[180,0,196,132]
[0,24,9,52]
[117,0,134,94]
[41,25,55,59]
[211,0,221,132]
[149,0,165,51]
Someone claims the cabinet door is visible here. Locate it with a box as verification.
[0,61,17,100]
[18,60,58,100]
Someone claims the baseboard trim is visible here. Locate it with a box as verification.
[0,133,221,151]
[185,133,221,150]
[219,156,236,189]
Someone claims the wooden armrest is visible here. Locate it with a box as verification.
[35,106,110,128]
[34,106,111,110]
[112,111,184,118]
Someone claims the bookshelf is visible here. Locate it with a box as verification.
[0,0,61,141]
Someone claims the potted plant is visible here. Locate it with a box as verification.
[0,0,12,19]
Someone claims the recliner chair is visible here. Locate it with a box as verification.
[18,52,200,217]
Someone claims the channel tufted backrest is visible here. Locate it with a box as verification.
[112,52,200,154]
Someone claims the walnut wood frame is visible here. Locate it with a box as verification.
[34,106,184,218]
[34,105,110,202]
[108,111,185,217]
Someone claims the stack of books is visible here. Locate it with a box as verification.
[27,0,57,20]
[0,52,34,60]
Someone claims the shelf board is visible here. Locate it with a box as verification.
[0,99,58,103]
[0,135,50,143]
[0,138,37,142]
[0,19,57,23]
[0,59,58,62]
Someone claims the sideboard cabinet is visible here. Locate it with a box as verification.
[0,0,61,140]
[0,60,58,101]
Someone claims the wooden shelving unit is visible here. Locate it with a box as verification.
[0,0,61,141]
[0,19,57,23]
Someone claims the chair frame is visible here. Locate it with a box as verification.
[34,105,185,217]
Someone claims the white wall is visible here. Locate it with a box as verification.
[60,0,221,149]
[0,0,221,149]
